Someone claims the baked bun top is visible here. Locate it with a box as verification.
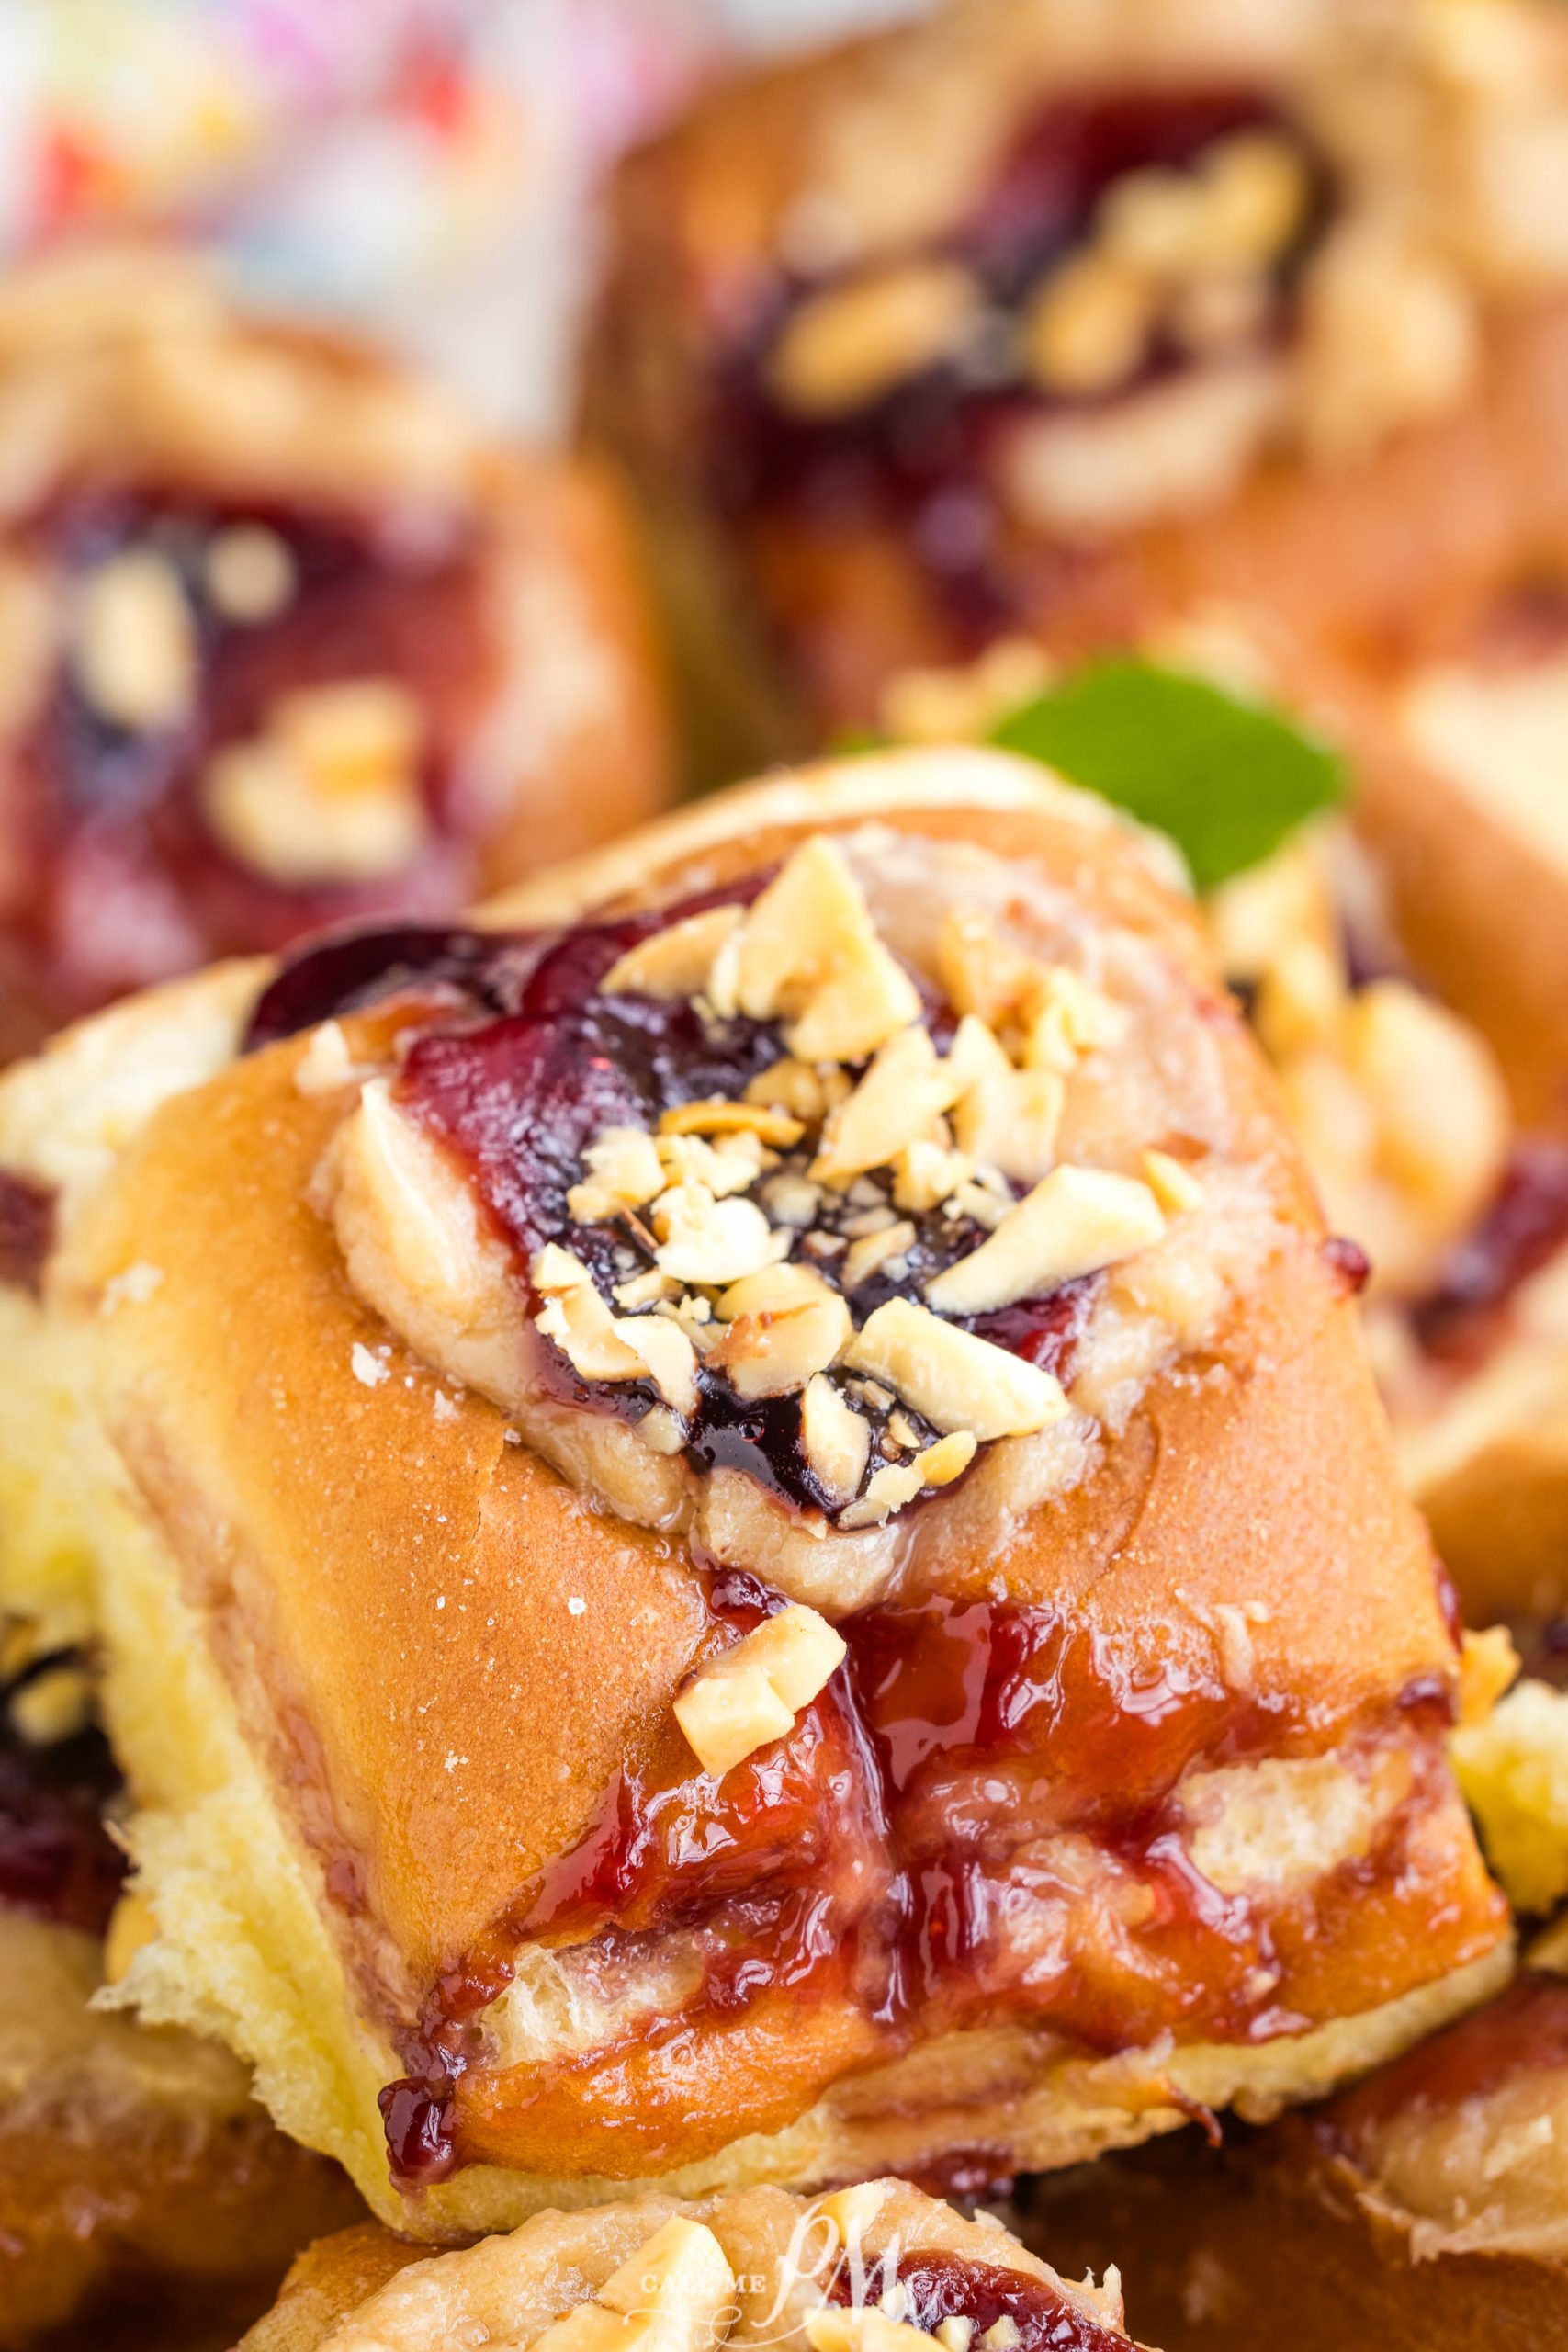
[0,245,668,1047]
[238,2177,1133,2352]
[12,751,1504,2219]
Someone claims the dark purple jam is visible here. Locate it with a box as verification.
[0,1170,55,1295]
[0,1657,124,1936]
[707,90,1331,643]
[5,486,499,1025]
[1411,1139,1568,1364]
[831,2251,1128,2352]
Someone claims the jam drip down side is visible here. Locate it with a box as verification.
[706,88,1334,642]
[0,1656,125,1937]
[7,486,500,1016]
[380,1578,1458,2188]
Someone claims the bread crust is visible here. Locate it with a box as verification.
[0,753,1506,2233]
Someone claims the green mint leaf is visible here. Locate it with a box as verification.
[990,657,1346,891]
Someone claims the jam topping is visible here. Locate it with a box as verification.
[829,2252,1128,2352]
[0,1169,55,1295]
[710,91,1330,638]
[0,1657,124,1937]
[7,486,500,1019]
[1411,1139,1568,1364]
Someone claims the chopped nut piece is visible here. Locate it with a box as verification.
[709,1263,852,1399]
[1201,131,1310,268]
[734,836,921,1064]
[653,1183,787,1285]
[534,1244,647,1382]
[807,2311,938,2352]
[938,910,1047,1034]
[893,1137,972,1213]
[73,548,196,731]
[600,905,745,1001]
[1024,252,1152,396]
[614,1267,680,1311]
[766,259,980,419]
[656,1128,764,1198]
[293,1019,359,1097]
[926,1165,1165,1316]
[761,1170,823,1227]
[1143,1148,1205,1215]
[841,1218,918,1292]
[638,1404,687,1455]
[536,2217,737,2352]
[1100,164,1213,278]
[746,1058,832,1125]
[205,523,296,624]
[660,1097,805,1148]
[840,1429,977,1530]
[799,1373,873,1506]
[568,1125,666,1223]
[951,1179,1010,1230]
[612,1310,699,1416]
[1022,967,1125,1073]
[813,1023,959,1188]
[815,2183,890,2243]
[674,1602,848,1776]
[204,677,429,888]
[845,1298,1068,1441]
[1252,938,1347,1057]
[949,1015,1065,1183]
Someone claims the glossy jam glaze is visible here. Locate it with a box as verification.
[0,1662,124,1936]
[6,487,499,1020]
[253,898,1093,1522]
[829,2250,1127,2352]
[1411,1139,1568,1365]
[381,1574,1458,2186]
[708,91,1330,641]
[1323,1972,1568,2159]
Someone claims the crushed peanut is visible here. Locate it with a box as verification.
[766,258,981,418]
[709,1263,852,1401]
[840,1428,977,1530]
[674,1603,848,1776]
[653,1183,788,1286]
[845,1297,1068,1442]
[926,1165,1165,1316]
[799,1373,873,1505]
[73,549,196,732]
[601,904,745,1001]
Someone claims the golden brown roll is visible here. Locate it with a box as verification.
[0,244,671,1057]
[0,1646,361,2347]
[0,750,1507,2238]
[585,0,1568,1127]
[239,2178,1136,2352]
[1022,1967,1568,2351]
